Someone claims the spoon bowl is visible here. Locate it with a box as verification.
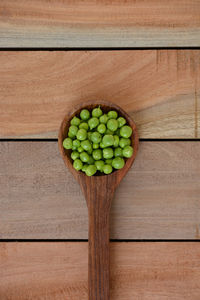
[58,100,139,300]
[59,100,138,183]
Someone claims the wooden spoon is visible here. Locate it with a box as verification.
[58,100,139,300]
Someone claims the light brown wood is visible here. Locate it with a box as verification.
[0,50,199,138]
[0,242,200,299]
[0,141,200,239]
[0,0,200,47]
[58,100,139,300]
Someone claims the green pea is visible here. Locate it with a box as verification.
[86,165,97,176]
[69,125,78,137]
[119,138,131,148]
[81,140,92,152]
[97,123,106,134]
[79,122,89,130]
[87,148,93,155]
[120,125,132,138]
[107,119,118,132]
[99,114,108,124]
[92,107,103,118]
[80,109,90,121]
[108,110,118,119]
[112,157,125,169]
[82,164,88,172]
[88,156,95,165]
[71,116,81,126]
[72,145,76,150]
[68,131,75,139]
[78,146,84,153]
[88,117,99,130]
[117,117,126,128]
[63,138,73,150]
[113,135,119,147]
[73,159,83,171]
[103,148,113,159]
[103,164,113,174]
[80,151,90,163]
[92,149,102,160]
[114,147,123,157]
[102,135,114,147]
[123,145,133,158]
[93,143,99,149]
[91,132,102,144]
[77,129,87,141]
[105,129,114,135]
[71,151,79,160]
[105,159,113,165]
[95,160,104,172]
[100,142,106,148]
[72,139,81,149]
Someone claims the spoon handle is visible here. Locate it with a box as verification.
[85,179,114,300]
[88,206,110,300]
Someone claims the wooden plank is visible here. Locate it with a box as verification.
[0,1,200,47]
[0,50,200,138]
[0,242,200,299]
[196,71,200,138]
[0,141,200,239]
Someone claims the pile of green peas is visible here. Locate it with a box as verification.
[63,106,134,176]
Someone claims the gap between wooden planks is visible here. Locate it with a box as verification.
[0,0,200,47]
[0,141,200,240]
[0,242,200,300]
[0,50,199,138]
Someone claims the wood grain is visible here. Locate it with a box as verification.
[0,0,200,47]
[0,242,200,299]
[0,141,200,239]
[0,50,200,138]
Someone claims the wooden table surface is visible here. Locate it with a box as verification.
[0,1,200,299]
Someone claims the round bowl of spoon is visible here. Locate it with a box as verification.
[58,100,139,300]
